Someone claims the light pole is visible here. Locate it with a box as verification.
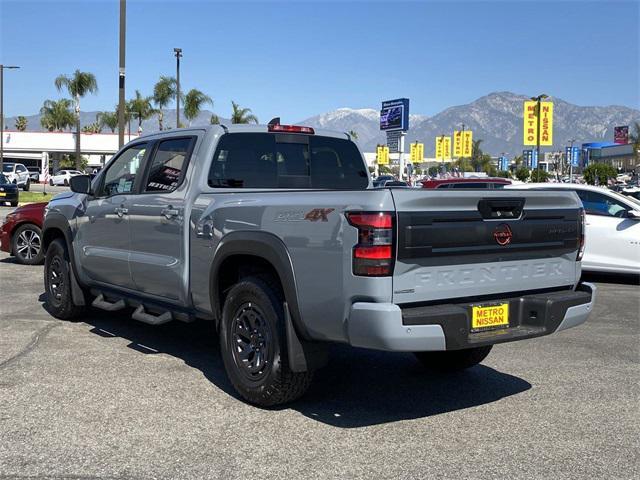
[174,48,182,128]
[0,65,20,172]
[118,0,126,148]
[530,93,548,180]
[568,138,576,183]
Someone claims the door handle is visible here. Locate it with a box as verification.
[161,207,180,219]
[114,206,128,217]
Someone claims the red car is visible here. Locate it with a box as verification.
[421,177,512,189]
[1,202,47,265]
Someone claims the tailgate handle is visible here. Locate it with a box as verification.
[478,198,524,220]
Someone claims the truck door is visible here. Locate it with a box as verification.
[128,135,197,302]
[75,142,148,289]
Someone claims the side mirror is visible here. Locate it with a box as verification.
[70,175,92,195]
[627,210,640,220]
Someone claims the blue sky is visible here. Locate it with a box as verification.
[1,0,638,121]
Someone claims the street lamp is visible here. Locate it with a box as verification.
[0,65,20,172]
[568,138,576,183]
[174,48,182,128]
[530,93,549,179]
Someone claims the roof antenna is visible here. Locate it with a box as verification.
[268,117,280,126]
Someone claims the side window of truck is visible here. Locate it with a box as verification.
[143,137,195,192]
[98,143,147,197]
[208,133,367,190]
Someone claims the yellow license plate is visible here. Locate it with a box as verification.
[0,192,5,197]
[472,303,509,330]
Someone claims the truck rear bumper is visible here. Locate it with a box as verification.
[346,282,596,352]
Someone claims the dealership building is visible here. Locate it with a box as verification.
[1,130,139,181]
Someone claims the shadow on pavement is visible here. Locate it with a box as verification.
[39,298,531,428]
[582,272,639,286]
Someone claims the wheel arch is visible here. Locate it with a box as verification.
[210,231,310,340]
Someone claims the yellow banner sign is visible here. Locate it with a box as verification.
[410,142,424,163]
[462,130,472,158]
[376,145,389,165]
[540,101,553,145]
[523,100,538,145]
[453,131,463,157]
[435,136,452,160]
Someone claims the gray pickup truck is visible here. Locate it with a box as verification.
[43,123,596,406]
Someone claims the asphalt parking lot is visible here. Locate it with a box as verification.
[1,208,638,479]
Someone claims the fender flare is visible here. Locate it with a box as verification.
[209,230,310,340]
[42,213,86,306]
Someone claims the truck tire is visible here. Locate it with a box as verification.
[22,179,30,191]
[44,238,85,320]
[219,276,313,406]
[12,223,44,265]
[414,345,493,372]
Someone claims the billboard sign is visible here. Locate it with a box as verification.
[531,149,538,168]
[523,101,538,145]
[614,126,629,144]
[453,131,463,157]
[523,149,532,168]
[376,145,390,165]
[386,130,401,152]
[462,130,472,158]
[380,98,409,132]
[435,136,452,160]
[572,146,580,167]
[499,156,508,171]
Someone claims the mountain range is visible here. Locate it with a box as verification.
[5,92,639,157]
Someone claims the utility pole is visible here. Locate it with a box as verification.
[174,48,182,128]
[0,65,20,172]
[530,93,548,180]
[117,0,126,148]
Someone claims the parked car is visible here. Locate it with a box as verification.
[0,173,20,207]
[50,170,84,186]
[372,175,396,187]
[1,201,47,265]
[43,124,595,406]
[422,177,512,189]
[380,180,409,187]
[27,166,41,182]
[508,183,640,274]
[2,162,31,191]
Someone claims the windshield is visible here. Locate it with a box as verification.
[2,164,13,173]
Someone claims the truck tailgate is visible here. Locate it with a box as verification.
[390,189,581,305]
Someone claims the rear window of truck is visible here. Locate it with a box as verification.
[208,133,368,190]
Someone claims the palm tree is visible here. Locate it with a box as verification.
[183,89,212,126]
[128,90,155,134]
[153,76,178,131]
[54,70,98,168]
[15,116,28,131]
[230,101,258,124]
[470,138,484,172]
[40,99,75,132]
[97,111,118,133]
[210,114,220,125]
[349,130,358,140]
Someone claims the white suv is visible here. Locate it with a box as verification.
[2,163,31,191]
[50,170,84,186]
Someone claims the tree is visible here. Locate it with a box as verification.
[40,99,75,132]
[128,90,155,133]
[349,130,358,140]
[54,70,98,169]
[97,111,118,133]
[428,166,439,177]
[583,163,617,185]
[530,169,550,182]
[629,121,640,162]
[82,122,101,134]
[378,165,392,174]
[515,167,530,182]
[153,76,178,131]
[210,114,220,125]
[230,101,258,124]
[15,116,28,131]
[183,89,212,126]
[470,138,484,171]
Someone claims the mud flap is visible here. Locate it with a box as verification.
[69,265,86,307]
[284,302,328,373]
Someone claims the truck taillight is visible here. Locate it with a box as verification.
[577,208,586,261]
[346,212,395,276]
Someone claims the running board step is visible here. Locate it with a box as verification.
[92,294,126,311]
[131,305,172,325]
